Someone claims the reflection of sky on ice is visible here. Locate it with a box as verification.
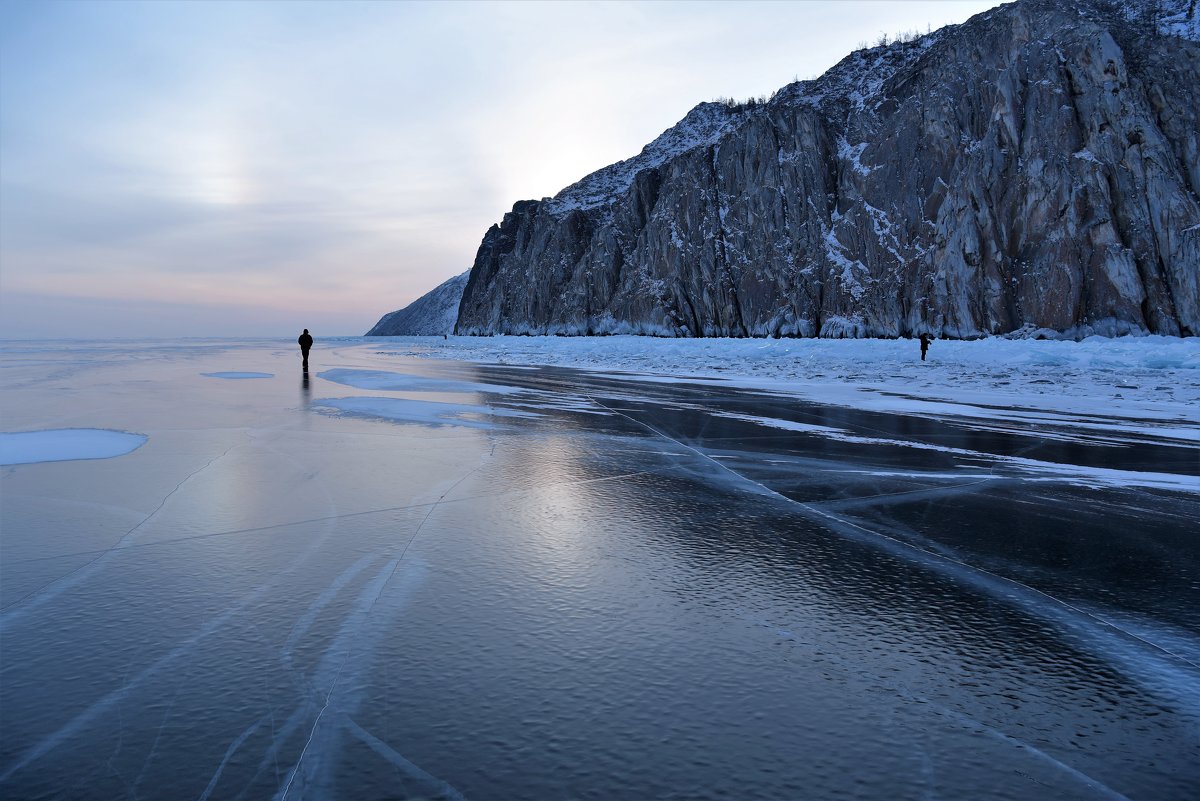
[314,396,539,429]
[202,371,274,379]
[318,367,524,395]
[1,339,1198,800]
[0,429,147,465]
[315,366,611,425]
[313,365,533,427]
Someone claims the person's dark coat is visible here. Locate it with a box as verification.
[298,330,313,353]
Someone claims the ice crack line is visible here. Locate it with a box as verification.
[585,394,1200,676]
[0,555,286,785]
[275,557,401,801]
[275,641,354,801]
[0,440,240,628]
[4,467,667,570]
[913,695,1136,801]
[344,716,468,801]
[277,448,491,800]
[0,467,344,785]
[199,715,268,801]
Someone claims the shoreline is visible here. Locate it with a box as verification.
[365,335,1200,441]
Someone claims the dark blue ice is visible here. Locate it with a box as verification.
[1,340,1197,800]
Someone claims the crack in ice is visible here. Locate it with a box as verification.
[276,446,492,800]
[586,395,1200,698]
[0,440,241,627]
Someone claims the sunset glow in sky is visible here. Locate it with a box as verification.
[1,0,1001,338]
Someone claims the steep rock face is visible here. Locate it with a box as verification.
[366,271,468,335]
[456,0,1200,338]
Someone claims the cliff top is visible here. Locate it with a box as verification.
[540,0,1196,217]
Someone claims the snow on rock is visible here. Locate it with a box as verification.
[450,0,1200,340]
[1116,0,1199,40]
[366,271,469,336]
[545,102,741,215]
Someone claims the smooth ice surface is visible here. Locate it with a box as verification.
[319,367,524,394]
[1,338,1198,801]
[0,429,147,465]
[202,371,274,379]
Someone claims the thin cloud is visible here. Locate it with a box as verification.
[1,0,1001,337]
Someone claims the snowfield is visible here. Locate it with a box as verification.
[369,334,1200,444]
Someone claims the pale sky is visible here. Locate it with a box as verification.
[0,0,1001,338]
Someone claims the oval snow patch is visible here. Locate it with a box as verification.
[0,429,148,465]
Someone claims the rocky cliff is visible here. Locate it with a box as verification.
[453,0,1200,339]
[366,271,468,335]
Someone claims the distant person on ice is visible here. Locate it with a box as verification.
[298,329,313,370]
[919,333,933,362]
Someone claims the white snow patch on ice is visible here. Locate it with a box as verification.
[377,334,1200,443]
[0,429,147,465]
[506,398,613,416]
[708,411,1198,494]
[317,368,524,395]
[314,397,539,429]
[825,432,1197,493]
[715,412,847,436]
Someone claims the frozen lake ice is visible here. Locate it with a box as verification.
[1,337,1197,800]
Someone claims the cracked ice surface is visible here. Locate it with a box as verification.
[1,338,1198,800]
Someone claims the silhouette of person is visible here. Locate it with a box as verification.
[919,333,932,361]
[298,329,313,370]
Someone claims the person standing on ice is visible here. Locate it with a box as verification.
[919,332,933,361]
[298,329,313,370]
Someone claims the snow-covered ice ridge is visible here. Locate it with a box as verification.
[372,334,1200,442]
